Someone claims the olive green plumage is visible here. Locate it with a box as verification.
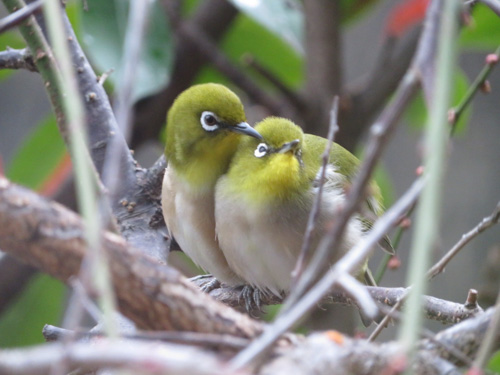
[215,117,392,295]
[162,83,262,285]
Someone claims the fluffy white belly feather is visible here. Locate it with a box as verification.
[162,166,243,285]
[215,174,365,295]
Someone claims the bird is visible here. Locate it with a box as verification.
[215,117,393,297]
[162,83,262,287]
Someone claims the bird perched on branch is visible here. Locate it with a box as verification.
[162,83,262,287]
[215,117,393,297]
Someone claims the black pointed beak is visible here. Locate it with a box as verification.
[230,122,263,140]
[278,139,300,153]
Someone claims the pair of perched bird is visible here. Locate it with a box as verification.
[162,83,392,302]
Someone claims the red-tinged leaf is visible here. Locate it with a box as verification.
[385,0,429,38]
[7,115,67,191]
[38,152,72,197]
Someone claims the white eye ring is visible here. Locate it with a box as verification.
[200,111,219,131]
[254,143,268,158]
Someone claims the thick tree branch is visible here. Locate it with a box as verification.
[0,176,262,337]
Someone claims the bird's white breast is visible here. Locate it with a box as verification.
[215,165,365,296]
[162,166,243,285]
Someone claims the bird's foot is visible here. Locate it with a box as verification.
[239,285,265,315]
[189,274,221,293]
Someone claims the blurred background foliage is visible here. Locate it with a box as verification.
[0,0,499,370]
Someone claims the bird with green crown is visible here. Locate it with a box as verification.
[162,83,262,288]
[215,117,393,298]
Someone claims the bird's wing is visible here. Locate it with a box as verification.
[306,135,394,254]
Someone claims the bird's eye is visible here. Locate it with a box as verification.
[254,143,268,158]
[200,111,219,132]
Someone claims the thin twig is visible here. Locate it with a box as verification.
[0,48,37,71]
[281,0,443,307]
[428,201,500,279]
[398,0,458,353]
[291,96,339,286]
[450,45,500,134]
[43,324,250,350]
[374,202,416,283]
[0,0,43,33]
[478,0,500,17]
[371,203,500,341]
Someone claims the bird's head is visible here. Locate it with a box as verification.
[228,117,309,204]
[165,83,261,187]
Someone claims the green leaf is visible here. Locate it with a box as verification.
[405,69,471,135]
[225,0,380,56]
[80,0,173,102]
[488,350,500,373]
[341,0,381,25]
[460,4,500,51]
[0,31,25,81]
[0,274,65,347]
[7,114,66,190]
[226,0,304,55]
[195,13,303,90]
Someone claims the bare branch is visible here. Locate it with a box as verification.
[0,48,37,71]
[0,0,42,33]
[428,200,500,279]
[471,287,500,370]
[291,96,339,285]
[285,0,443,318]
[0,176,262,336]
[43,324,250,350]
[0,339,233,375]
[1,1,169,260]
[450,45,500,133]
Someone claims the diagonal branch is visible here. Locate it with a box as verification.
[1,0,170,261]
[0,176,262,337]
[0,0,42,33]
